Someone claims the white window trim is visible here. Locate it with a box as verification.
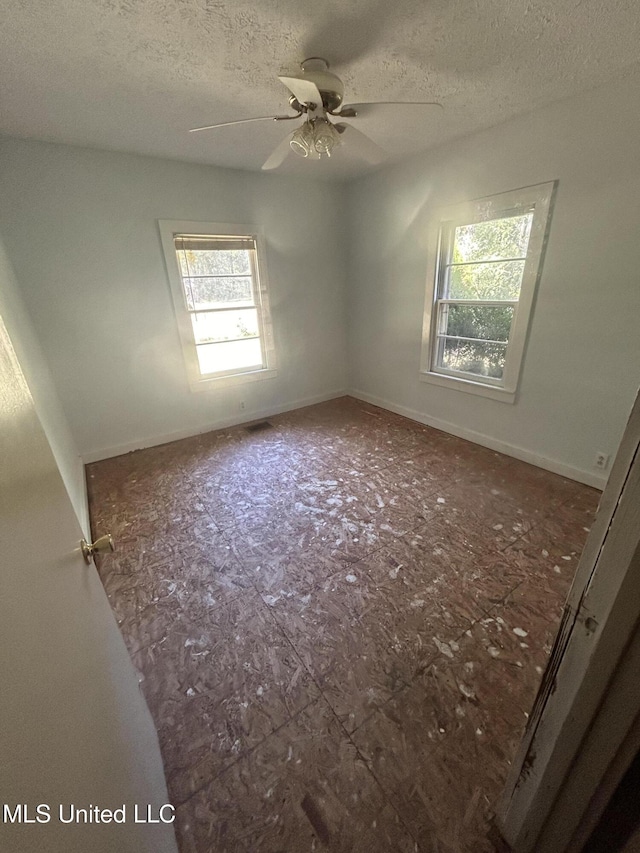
[158,220,277,392]
[420,182,557,404]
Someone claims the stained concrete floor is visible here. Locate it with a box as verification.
[87,396,600,853]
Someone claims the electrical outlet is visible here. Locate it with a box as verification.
[594,452,609,470]
[239,401,246,411]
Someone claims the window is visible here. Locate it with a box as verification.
[420,182,556,402]
[159,221,276,390]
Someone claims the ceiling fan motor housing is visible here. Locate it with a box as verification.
[292,57,345,113]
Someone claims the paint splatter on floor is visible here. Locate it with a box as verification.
[87,396,600,853]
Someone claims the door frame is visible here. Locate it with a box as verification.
[497,389,640,851]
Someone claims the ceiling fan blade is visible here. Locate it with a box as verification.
[190,114,300,133]
[334,123,387,164]
[278,75,324,110]
[338,101,444,118]
[262,132,294,171]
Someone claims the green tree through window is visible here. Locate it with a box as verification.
[437,212,533,379]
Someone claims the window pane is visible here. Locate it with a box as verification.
[191,309,259,344]
[440,338,506,379]
[442,304,514,342]
[447,260,525,300]
[196,338,263,375]
[452,213,533,264]
[177,249,251,277]
[183,276,253,310]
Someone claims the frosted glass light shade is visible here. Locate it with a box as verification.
[313,119,341,156]
[290,122,315,158]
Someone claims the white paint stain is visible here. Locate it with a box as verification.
[434,638,454,658]
[411,598,426,608]
[554,565,562,574]
[513,627,528,637]
[459,682,475,699]
[345,574,358,583]
[389,567,399,579]
[437,497,446,504]
[492,523,503,531]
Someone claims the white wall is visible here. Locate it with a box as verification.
[346,69,640,487]
[0,234,89,533]
[0,139,348,460]
[2,70,639,485]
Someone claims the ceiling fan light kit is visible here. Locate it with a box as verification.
[290,116,342,159]
[189,57,442,170]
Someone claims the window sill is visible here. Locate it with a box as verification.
[419,370,516,404]
[189,367,277,392]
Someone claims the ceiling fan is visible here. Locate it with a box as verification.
[190,57,442,170]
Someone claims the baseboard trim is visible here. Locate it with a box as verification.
[82,389,348,463]
[350,389,607,491]
[82,385,608,490]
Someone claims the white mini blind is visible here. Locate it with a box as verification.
[174,235,256,253]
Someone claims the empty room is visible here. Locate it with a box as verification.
[1,1,640,852]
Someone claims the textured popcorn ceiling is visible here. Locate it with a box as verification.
[0,0,639,179]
